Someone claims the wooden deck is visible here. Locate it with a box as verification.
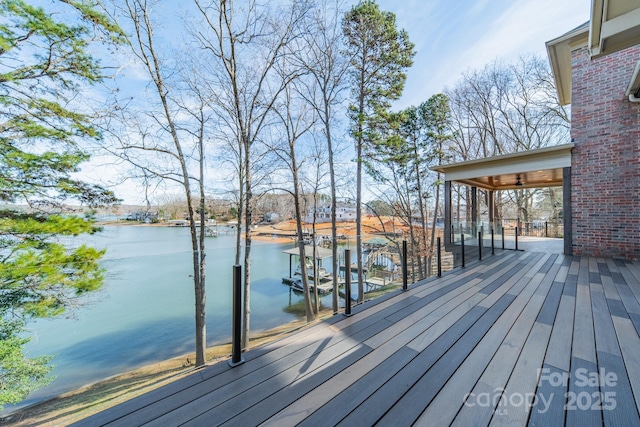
[73,250,640,426]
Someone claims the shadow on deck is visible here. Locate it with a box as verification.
[73,250,640,426]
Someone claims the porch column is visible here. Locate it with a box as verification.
[444,180,452,244]
[471,186,478,235]
[563,167,572,255]
[488,190,495,225]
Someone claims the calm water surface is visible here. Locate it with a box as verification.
[15,225,317,409]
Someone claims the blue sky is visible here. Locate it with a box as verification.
[371,0,590,108]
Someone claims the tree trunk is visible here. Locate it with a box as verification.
[292,168,315,322]
[235,145,243,266]
[429,171,442,276]
[403,176,417,282]
[325,104,339,314]
[356,142,364,303]
[196,115,207,368]
[242,137,252,350]
[355,76,365,304]
[311,196,320,316]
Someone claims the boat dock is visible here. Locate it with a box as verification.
[281,277,337,294]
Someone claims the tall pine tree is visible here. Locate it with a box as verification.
[342,0,414,302]
[0,0,122,407]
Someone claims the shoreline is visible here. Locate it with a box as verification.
[0,315,331,426]
[98,217,400,244]
[3,218,404,425]
[2,278,402,426]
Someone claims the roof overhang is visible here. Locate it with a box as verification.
[546,23,589,106]
[430,144,574,191]
[283,246,333,259]
[547,1,640,105]
[590,0,640,58]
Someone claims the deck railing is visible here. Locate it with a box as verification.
[230,223,543,364]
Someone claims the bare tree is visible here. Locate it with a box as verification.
[267,68,318,322]
[101,0,211,366]
[156,193,188,220]
[295,0,349,313]
[192,0,310,348]
[446,55,570,226]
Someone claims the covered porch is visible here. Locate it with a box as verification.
[429,143,574,256]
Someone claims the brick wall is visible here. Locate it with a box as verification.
[571,45,640,260]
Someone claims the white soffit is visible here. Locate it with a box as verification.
[431,144,574,191]
[546,23,589,106]
[590,0,640,57]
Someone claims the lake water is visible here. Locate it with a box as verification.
[13,225,324,410]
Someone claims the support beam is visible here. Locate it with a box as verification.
[563,167,573,255]
[488,190,495,225]
[444,180,452,244]
[471,186,478,235]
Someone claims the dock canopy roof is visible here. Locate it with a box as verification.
[283,246,333,260]
[429,143,574,191]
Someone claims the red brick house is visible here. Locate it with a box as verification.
[547,0,640,260]
[433,0,639,260]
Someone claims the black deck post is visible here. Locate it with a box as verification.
[515,227,519,251]
[437,237,442,277]
[478,231,482,261]
[344,249,351,317]
[402,240,408,290]
[461,233,465,268]
[502,227,505,250]
[229,264,244,367]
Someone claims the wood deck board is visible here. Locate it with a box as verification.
[147,319,392,426]
[489,260,565,426]
[270,266,522,426]
[287,346,420,427]
[337,306,491,427]
[566,257,601,427]
[613,260,640,305]
[73,252,640,427]
[526,259,573,427]
[111,325,342,425]
[591,266,640,426]
[413,265,547,426]
[257,279,489,425]
[214,345,373,427]
[369,254,549,426]
[452,256,555,427]
[611,316,640,415]
[378,294,517,426]
[360,257,540,426]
